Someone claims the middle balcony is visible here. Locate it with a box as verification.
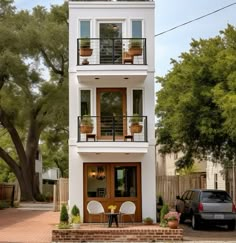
[78,115,148,142]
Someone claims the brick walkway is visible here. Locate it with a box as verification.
[0,208,59,243]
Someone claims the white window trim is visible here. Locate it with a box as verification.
[78,88,93,117]
[131,88,144,116]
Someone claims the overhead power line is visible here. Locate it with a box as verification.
[155,2,236,37]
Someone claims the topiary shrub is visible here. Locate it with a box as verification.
[60,204,69,223]
[71,204,80,216]
[160,204,169,227]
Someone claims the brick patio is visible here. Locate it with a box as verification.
[52,223,183,242]
[0,207,59,243]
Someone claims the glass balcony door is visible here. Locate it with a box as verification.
[99,23,123,64]
[97,88,127,139]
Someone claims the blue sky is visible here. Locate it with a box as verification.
[15,0,236,77]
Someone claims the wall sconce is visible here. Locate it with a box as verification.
[89,170,96,178]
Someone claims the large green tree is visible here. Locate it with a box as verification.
[0,0,68,200]
[156,24,236,170]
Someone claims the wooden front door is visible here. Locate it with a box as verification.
[84,163,142,222]
[97,88,127,139]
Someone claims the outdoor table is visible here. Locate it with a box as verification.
[105,212,119,227]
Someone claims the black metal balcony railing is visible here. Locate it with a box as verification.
[77,38,146,65]
[77,115,147,142]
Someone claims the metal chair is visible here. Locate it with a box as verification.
[87,200,105,223]
[119,201,136,224]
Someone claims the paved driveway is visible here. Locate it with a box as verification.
[0,208,59,243]
[181,220,236,241]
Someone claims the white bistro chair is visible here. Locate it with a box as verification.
[87,200,105,223]
[119,201,136,224]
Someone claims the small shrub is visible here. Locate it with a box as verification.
[60,204,69,223]
[71,205,80,216]
[160,204,169,227]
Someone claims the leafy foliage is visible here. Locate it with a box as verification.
[71,205,80,216]
[156,25,236,170]
[0,1,69,200]
[60,204,69,223]
[159,204,169,227]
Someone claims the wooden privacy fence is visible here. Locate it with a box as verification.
[0,183,20,206]
[157,174,206,207]
[53,178,69,211]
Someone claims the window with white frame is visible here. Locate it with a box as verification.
[131,20,142,38]
[80,90,91,116]
[132,90,143,116]
[80,20,90,38]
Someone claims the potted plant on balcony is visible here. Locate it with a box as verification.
[130,114,143,134]
[80,37,93,57]
[80,115,94,134]
[128,39,142,56]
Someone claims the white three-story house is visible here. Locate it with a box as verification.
[69,0,156,222]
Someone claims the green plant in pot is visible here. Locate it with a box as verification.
[80,37,93,57]
[143,217,153,225]
[128,39,142,56]
[80,115,94,134]
[130,113,143,134]
[71,215,81,229]
[70,204,81,229]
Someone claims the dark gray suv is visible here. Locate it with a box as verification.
[176,189,236,230]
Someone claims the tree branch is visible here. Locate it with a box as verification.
[0,107,28,167]
[40,48,64,76]
[0,146,21,175]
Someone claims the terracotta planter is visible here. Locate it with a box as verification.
[80,125,93,134]
[130,124,143,134]
[143,220,153,225]
[168,220,179,229]
[80,48,93,57]
[128,48,142,56]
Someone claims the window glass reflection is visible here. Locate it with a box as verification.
[87,165,107,197]
[115,166,137,197]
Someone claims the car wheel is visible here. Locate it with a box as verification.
[191,214,199,230]
[179,214,185,223]
[228,221,235,231]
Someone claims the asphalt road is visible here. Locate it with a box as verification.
[181,220,236,241]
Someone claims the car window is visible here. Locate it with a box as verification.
[201,191,232,203]
[181,191,189,200]
[192,191,200,201]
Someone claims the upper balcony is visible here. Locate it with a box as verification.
[76,38,148,83]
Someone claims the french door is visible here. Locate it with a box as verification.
[99,23,123,64]
[84,163,141,222]
[97,88,127,139]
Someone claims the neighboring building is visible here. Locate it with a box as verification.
[156,147,206,177]
[68,0,156,222]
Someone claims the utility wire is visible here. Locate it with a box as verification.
[155,2,236,37]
